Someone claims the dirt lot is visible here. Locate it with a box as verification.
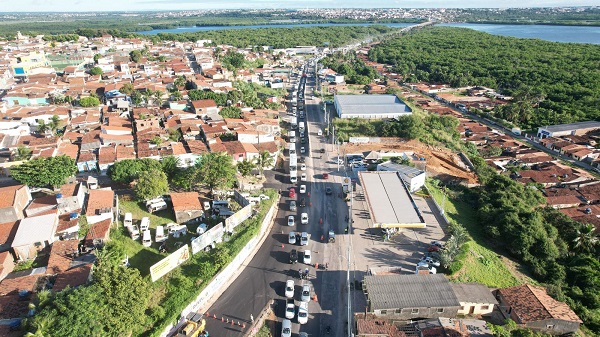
[342,139,479,185]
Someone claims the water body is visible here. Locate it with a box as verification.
[139,22,600,45]
[137,22,412,35]
[440,23,600,44]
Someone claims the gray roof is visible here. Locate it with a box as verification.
[377,162,425,179]
[364,274,460,310]
[359,171,423,226]
[335,94,411,117]
[12,212,58,247]
[539,121,600,133]
[450,283,498,305]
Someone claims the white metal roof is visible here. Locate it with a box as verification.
[335,94,411,117]
[12,212,58,247]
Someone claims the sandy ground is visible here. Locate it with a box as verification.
[342,139,479,185]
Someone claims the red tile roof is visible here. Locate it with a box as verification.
[498,284,582,323]
[85,189,114,215]
[84,218,111,246]
[0,221,19,246]
[0,185,26,209]
[0,274,40,296]
[52,263,92,292]
[170,192,201,211]
[46,240,79,274]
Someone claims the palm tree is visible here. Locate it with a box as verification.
[254,151,274,177]
[14,145,32,161]
[153,90,165,107]
[237,159,255,177]
[572,224,598,253]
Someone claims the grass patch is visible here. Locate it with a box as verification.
[119,199,175,228]
[425,179,521,288]
[332,118,384,141]
[256,323,272,337]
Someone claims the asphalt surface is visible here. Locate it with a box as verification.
[204,65,349,337]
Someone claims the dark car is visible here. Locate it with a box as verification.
[320,148,326,154]
[299,198,306,207]
[299,157,306,163]
[322,173,329,180]
[290,249,298,264]
[325,187,332,195]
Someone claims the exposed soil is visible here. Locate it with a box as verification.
[342,139,479,185]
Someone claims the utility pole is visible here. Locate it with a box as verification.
[347,177,353,337]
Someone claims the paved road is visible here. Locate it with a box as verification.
[204,65,348,337]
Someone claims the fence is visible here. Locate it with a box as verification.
[161,195,280,337]
[423,184,450,227]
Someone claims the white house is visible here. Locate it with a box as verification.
[12,212,58,260]
[237,130,275,144]
[452,283,498,316]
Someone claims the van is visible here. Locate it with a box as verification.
[281,319,292,337]
[168,224,188,238]
[140,217,150,232]
[147,201,167,213]
[127,224,140,240]
[155,225,166,243]
[123,213,133,227]
[203,201,211,211]
[145,197,164,207]
[212,200,229,208]
[142,230,152,247]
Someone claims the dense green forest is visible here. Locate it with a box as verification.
[369,26,600,129]
[0,10,420,37]
[453,7,600,26]
[319,52,380,84]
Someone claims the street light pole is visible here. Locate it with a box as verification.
[347,177,353,337]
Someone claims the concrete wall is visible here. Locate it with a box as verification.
[373,306,460,321]
[457,302,494,316]
[174,209,204,224]
[525,319,580,336]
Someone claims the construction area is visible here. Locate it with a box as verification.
[341,139,479,185]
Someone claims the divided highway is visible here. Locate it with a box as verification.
[204,63,349,337]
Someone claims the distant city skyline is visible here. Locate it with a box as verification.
[2,0,598,12]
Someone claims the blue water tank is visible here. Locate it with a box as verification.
[69,212,78,219]
[56,193,63,198]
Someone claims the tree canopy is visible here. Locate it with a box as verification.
[108,158,162,184]
[369,26,600,129]
[135,169,169,201]
[79,96,100,107]
[11,156,76,187]
[195,152,236,192]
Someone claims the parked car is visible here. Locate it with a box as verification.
[325,187,332,195]
[431,240,444,249]
[285,279,295,298]
[420,256,440,267]
[301,284,311,302]
[300,147,306,154]
[301,173,307,181]
[290,200,297,211]
[297,301,308,324]
[289,188,296,198]
[281,319,292,337]
[289,231,297,244]
[290,249,298,264]
[299,198,306,207]
[428,245,441,252]
[285,299,295,319]
[301,213,308,225]
[322,173,329,179]
[303,250,312,265]
[300,185,306,193]
[288,216,295,226]
[300,232,309,246]
[301,164,307,171]
[196,223,207,235]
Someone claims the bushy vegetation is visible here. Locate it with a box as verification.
[10,155,76,188]
[369,26,600,129]
[320,52,380,85]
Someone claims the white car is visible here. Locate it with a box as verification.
[300,232,309,246]
[285,279,295,298]
[290,176,298,183]
[282,319,292,337]
[286,299,295,319]
[301,173,307,181]
[301,164,307,171]
[288,216,295,227]
[301,284,311,302]
[196,223,207,235]
[289,231,297,244]
[299,185,306,194]
[301,213,308,225]
[317,129,323,136]
[300,147,306,154]
[297,301,308,324]
[303,250,312,265]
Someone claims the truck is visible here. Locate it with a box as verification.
[289,130,297,143]
[290,170,298,183]
[289,154,298,172]
[290,116,298,129]
[298,121,305,134]
[176,312,208,337]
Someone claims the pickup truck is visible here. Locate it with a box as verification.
[285,298,295,319]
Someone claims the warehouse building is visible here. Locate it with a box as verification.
[359,171,426,228]
[537,121,600,139]
[334,94,412,119]
[376,161,426,192]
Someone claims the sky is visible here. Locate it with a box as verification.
[3,0,599,12]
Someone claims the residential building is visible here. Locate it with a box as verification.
[451,283,498,316]
[0,185,31,222]
[24,195,57,217]
[85,218,111,249]
[376,161,426,192]
[0,221,19,252]
[362,274,461,320]
[85,189,116,225]
[11,211,58,260]
[537,121,600,139]
[170,192,203,224]
[495,284,582,335]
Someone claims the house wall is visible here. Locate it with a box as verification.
[525,319,580,336]
[372,306,460,321]
[1,186,32,221]
[87,212,113,225]
[77,160,97,173]
[457,302,495,316]
[402,173,426,193]
[174,209,204,224]
[14,239,52,261]
[0,206,19,223]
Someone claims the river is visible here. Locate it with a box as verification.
[138,22,600,45]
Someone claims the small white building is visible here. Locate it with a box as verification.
[451,283,498,316]
[12,212,58,260]
[334,94,412,119]
[376,161,426,193]
[537,121,600,139]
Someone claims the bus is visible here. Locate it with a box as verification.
[288,143,296,155]
[289,154,298,173]
[289,131,297,143]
